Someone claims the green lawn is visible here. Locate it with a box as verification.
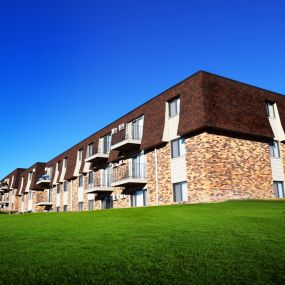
[0,200,284,285]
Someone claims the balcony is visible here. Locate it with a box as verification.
[85,141,110,165]
[36,175,51,188]
[111,125,143,152]
[85,174,114,194]
[111,162,147,188]
[0,183,10,193]
[35,201,53,207]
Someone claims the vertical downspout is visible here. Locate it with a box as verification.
[155,148,159,206]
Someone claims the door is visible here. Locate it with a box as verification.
[101,195,113,209]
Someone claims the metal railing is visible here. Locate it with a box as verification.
[97,140,111,155]
[37,175,50,182]
[111,125,143,145]
[112,162,146,182]
[93,173,112,188]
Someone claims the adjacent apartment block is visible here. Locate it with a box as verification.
[1,71,285,213]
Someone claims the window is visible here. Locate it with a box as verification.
[266,102,275,118]
[171,137,185,158]
[101,195,113,209]
[269,141,280,158]
[29,191,33,200]
[102,134,111,154]
[63,205,67,211]
[56,206,60,212]
[78,202,83,211]
[87,144,93,157]
[130,189,147,207]
[63,158,67,169]
[102,167,112,187]
[78,175,84,187]
[273,181,285,198]
[88,199,94,211]
[131,116,144,140]
[57,184,61,194]
[64,181,68,192]
[48,188,53,202]
[168,97,180,118]
[88,171,94,186]
[173,182,187,202]
[28,172,32,181]
[78,149,83,162]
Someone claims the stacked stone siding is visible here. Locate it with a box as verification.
[185,133,274,203]
[146,143,172,206]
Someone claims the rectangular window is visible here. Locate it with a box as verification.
[78,175,83,187]
[64,181,68,192]
[273,181,285,198]
[102,167,112,187]
[171,137,185,158]
[269,141,280,158]
[56,206,60,212]
[87,144,93,157]
[78,202,83,211]
[63,205,67,211]
[131,116,144,140]
[57,184,61,194]
[131,189,148,207]
[48,188,53,202]
[88,199,94,211]
[266,102,275,118]
[28,172,32,181]
[173,182,187,202]
[63,158,67,169]
[88,171,94,185]
[29,191,33,200]
[102,134,111,154]
[78,149,83,162]
[168,97,180,118]
[101,195,113,209]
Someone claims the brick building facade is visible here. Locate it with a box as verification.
[1,71,285,212]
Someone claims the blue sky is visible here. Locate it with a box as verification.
[1,0,285,178]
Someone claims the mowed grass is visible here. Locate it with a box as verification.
[0,201,284,285]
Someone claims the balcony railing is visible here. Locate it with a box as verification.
[111,125,143,152]
[85,173,113,194]
[111,162,147,187]
[36,175,51,188]
[85,141,110,164]
[0,183,10,193]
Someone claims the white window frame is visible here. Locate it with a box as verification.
[173,181,187,202]
[266,102,275,118]
[269,141,280,158]
[171,137,185,158]
[168,97,180,118]
[273,181,285,198]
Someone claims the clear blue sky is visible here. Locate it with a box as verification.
[1,0,285,178]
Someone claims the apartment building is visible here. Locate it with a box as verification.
[1,71,285,213]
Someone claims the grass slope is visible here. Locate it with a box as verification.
[0,200,284,285]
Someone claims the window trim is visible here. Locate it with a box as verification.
[266,102,276,118]
[168,97,180,118]
[173,181,187,203]
[171,137,185,158]
[269,141,280,158]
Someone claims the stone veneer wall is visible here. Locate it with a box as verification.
[185,132,274,203]
[146,143,172,206]
[13,195,21,211]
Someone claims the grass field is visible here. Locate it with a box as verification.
[0,200,284,285]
